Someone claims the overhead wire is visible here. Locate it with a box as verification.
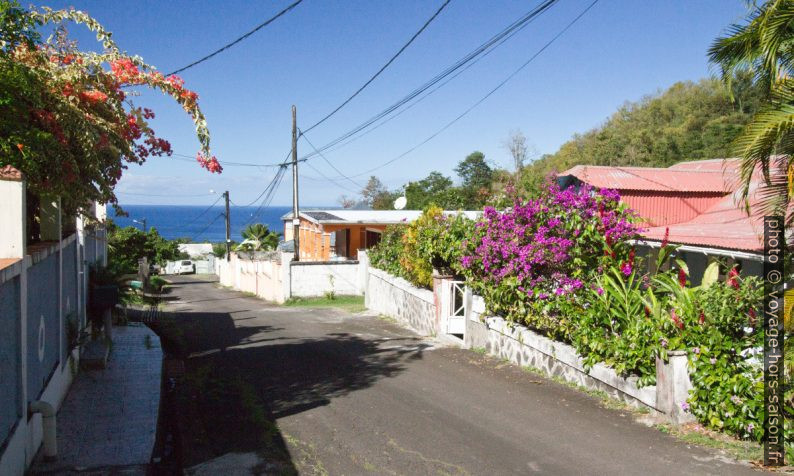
[181,194,224,229]
[299,130,364,189]
[167,0,304,76]
[190,212,225,241]
[297,0,559,161]
[309,1,549,159]
[302,0,453,134]
[343,0,601,179]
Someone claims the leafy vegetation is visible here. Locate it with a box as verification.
[237,223,279,252]
[708,0,794,225]
[107,219,182,275]
[517,75,764,195]
[368,181,791,447]
[0,1,220,216]
[284,295,366,313]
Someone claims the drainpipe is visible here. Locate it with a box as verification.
[29,401,57,461]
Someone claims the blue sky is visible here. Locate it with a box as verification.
[37,0,750,207]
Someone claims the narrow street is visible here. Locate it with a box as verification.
[156,275,760,475]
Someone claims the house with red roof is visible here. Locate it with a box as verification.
[558,158,768,284]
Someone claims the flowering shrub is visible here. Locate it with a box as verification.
[369,207,474,289]
[461,180,641,339]
[0,3,221,215]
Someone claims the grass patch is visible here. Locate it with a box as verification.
[284,295,366,313]
[655,423,766,463]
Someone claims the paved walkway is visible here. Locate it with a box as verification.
[161,275,763,475]
[32,324,161,474]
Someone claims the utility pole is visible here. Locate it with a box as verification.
[292,105,300,261]
[142,218,146,233]
[223,190,231,261]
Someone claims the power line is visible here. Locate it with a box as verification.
[297,0,559,161]
[190,213,225,242]
[310,3,547,158]
[181,194,224,229]
[302,0,453,134]
[304,160,360,194]
[170,153,302,168]
[299,130,364,189]
[342,0,600,179]
[242,165,288,227]
[167,0,304,76]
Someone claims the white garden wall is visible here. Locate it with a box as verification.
[290,261,360,298]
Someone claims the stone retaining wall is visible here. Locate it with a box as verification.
[365,267,436,336]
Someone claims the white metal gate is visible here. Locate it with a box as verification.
[442,280,466,336]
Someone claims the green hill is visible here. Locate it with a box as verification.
[519,74,763,192]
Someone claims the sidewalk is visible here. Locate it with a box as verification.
[31,324,162,474]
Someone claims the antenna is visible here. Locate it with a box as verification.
[393,196,407,210]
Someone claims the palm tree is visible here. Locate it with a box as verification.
[708,0,793,223]
[238,223,280,251]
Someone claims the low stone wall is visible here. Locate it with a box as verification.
[466,315,659,411]
[291,261,361,298]
[365,267,436,336]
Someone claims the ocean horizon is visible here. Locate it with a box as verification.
[113,204,331,243]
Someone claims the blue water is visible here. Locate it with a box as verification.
[114,205,293,242]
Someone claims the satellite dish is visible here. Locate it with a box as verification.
[393,196,407,210]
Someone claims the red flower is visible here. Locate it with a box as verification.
[678,268,687,287]
[727,267,740,289]
[196,153,222,174]
[698,310,705,325]
[79,90,108,104]
[748,308,757,326]
[671,309,684,330]
[661,227,670,248]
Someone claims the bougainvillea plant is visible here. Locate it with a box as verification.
[460,179,642,339]
[0,2,221,215]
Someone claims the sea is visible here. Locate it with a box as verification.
[113,205,296,243]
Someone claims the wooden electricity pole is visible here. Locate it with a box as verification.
[291,105,300,261]
[223,190,231,261]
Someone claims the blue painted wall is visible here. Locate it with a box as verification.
[0,276,21,448]
[62,242,78,363]
[26,252,60,400]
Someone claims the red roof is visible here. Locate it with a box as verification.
[561,164,733,193]
[560,159,770,253]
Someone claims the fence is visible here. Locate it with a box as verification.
[215,251,364,303]
[0,227,106,475]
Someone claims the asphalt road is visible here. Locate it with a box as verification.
[162,275,762,475]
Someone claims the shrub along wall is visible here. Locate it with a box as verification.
[368,179,791,447]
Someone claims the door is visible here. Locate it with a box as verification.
[443,280,466,336]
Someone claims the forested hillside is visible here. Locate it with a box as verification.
[519,74,763,192]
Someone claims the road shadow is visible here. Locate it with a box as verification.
[147,304,428,471]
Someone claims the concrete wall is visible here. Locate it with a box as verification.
[465,316,659,411]
[216,251,366,302]
[0,174,106,474]
[365,267,437,336]
[290,261,360,298]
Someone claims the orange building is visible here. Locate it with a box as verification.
[281,210,479,262]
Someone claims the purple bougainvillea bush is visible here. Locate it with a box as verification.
[460,179,642,340]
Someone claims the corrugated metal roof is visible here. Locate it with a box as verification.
[621,192,725,226]
[560,162,738,193]
[641,179,764,252]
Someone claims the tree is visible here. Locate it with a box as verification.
[454,151,494,208]
[709,0,793,224]
[106,221,180,275]
[405,171,454,209]
[338,194,357,209]
[238,223,279,251]
[518,76,765,197]
[503,129,529,171]
[0,2,220,216]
